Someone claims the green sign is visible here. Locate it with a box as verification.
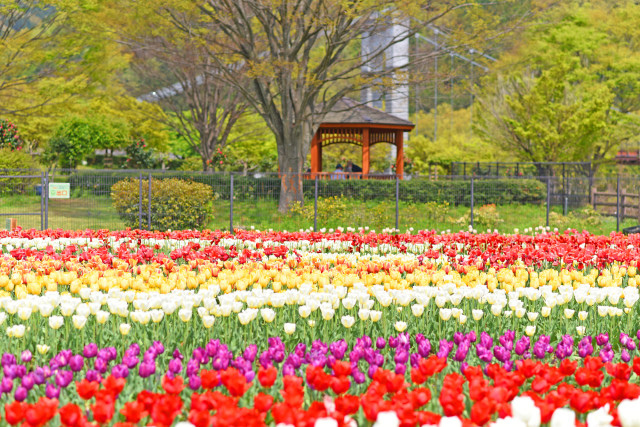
[49,183,70,199]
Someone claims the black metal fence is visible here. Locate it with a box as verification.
[0,169,638,233]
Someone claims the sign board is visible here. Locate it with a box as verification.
[49,183,70,199]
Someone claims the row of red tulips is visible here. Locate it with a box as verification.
[5,356,640,427]
[4,228,640,269]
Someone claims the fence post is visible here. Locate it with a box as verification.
[616,174,621,232]
[40,172,45,230]
[470,177,474,228]
[563,197,568,216]
[138,172,143,229]
[395,176,399,231]
[546,176,550,227]
[229,174,234,234]
[44,172,49,230]
[314,176,318,232]
[147,173,152,230]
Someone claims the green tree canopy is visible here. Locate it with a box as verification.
[474,0,640,170]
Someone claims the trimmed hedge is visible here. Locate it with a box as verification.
[67,171,546,207]
[111,178,212,230]
[213,176,546,206]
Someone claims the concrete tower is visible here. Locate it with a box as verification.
[361,16,410,160]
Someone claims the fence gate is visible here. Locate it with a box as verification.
[0,173,46,230]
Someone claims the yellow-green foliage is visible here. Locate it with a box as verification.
[111,178,212,230]
[288,195,394,230]
[0,148,40,195]
[551,206,602,230]
[457,204,504,229]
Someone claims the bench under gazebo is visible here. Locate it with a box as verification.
[310,98,415,179]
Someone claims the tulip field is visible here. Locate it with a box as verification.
[3,228,640,426]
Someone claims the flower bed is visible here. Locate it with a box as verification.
[1,227,640,426]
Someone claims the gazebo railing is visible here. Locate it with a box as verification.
[304,172,397,180]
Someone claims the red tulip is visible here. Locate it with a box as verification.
[162,375,185,395]
[258,366,278,388]
[253,393,274,412]
[76,379,100,400]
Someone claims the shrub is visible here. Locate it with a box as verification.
[0,148,39,195]
[179,157,204,171]
[123,139,155,169]
[457,204,504,229]
[111,178,213,230]
[0,119,23,150]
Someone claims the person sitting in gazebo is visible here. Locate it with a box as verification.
[345,160,362,179]
[331,164,345,180]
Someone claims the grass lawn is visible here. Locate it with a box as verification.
[1,194,637,234]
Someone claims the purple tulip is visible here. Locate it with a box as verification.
[188,375,201,390]
[55,370,73,388]
[388,336,398,349]
[112,364,129,379]
[69,355,84,372]
[168,358,183,374]
[1,377,13,394]
[32,368,45,385]
[244,344,258,362]
[14,386,27,401]
[139,362,156,378]
[417,339,431,357]
[45,383,60,399]
[21,374,34,391]
[83,344,98,358]
[596,334,609,346]
[2,353,16,367]
[20,350,32,364]
[85,370,101,382]
[94,357,108,374]
[376,337,386,349]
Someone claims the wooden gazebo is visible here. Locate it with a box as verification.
[310,98,415,179]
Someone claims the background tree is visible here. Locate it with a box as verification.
[474,0,640,172]
[44,115,130,168]
[163,0,502,211]
[407,105,510,174]
[105,3,248,171]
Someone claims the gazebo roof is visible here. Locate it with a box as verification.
[321,98,414,128]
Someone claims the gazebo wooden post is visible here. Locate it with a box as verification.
[362,127,370,180]
[395,130,404,179]
[310,132,322,178]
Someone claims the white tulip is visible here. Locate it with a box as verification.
[394,321,407,332]
[586,404,613,427]
[202,315,215,328]
[618,398,640,427]
[48,315,64,330]
[260,308,276,323]
[178,308,192,322]
[341,315,355,329]
[438,416,462,427]
[119,323,131,336]
[72,315,87,330]
[373,411,399,427]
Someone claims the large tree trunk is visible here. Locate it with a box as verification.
[277,121,314,213]
[278,138,305,213]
